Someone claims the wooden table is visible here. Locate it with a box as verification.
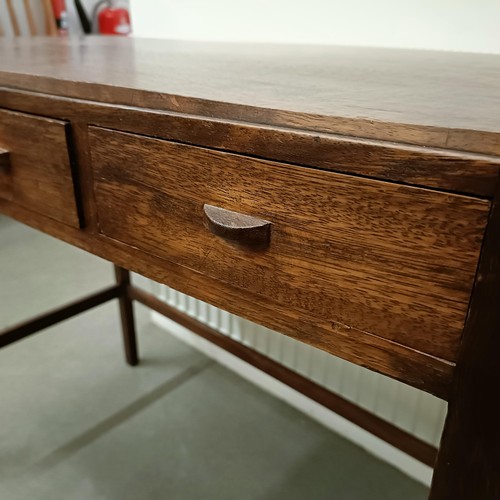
[1,37,499,499]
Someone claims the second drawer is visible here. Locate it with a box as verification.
[89,126,489,362]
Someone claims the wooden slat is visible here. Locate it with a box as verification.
[6,0,20,36]
[128,284,438,467]
[0,286,121,348]
[23,0,37,36]
[41,0,57,36]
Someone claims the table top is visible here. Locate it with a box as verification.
[0,37,499,155]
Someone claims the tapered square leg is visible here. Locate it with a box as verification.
[430,189,500,499]
[114,265,139,366]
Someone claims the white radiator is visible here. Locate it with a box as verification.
[150,282,447,486]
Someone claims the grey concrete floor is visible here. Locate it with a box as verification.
[0,216,428,500]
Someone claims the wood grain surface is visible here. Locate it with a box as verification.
[3,38,500,497]
[430,186,500,498]
[203,204,272,249]
[90,127,489,362]
[0,196,454,399]
[0,109,80,227]
[1,88,498,198]
[0,148,9,170]
[0,37,500,155]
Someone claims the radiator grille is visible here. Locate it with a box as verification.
[156,284,447,447]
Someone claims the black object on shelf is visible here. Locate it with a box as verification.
[74,0,92,34]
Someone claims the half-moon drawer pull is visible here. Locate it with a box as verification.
[0,148,10,172]
[203,204,271,249]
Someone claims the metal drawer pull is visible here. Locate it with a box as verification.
[203,204,271,249]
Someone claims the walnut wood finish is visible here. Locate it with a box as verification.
[0,262,439,468]
[90,127,488,363]
[0,109,80,228]
[114,266,138,366]
[0,148,9,169]
[203,204,272,249]
[0,196,454,399]
[0,38,500,156]
[430,186,500,499]
[2,38,500,498]
[0,148,10,196]
[0,88,498,198]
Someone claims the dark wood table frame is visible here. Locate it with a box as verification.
[1,37,500,499]
[0,264,438,468]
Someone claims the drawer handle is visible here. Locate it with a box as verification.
[203,204,271,249]
[0,148,10,172]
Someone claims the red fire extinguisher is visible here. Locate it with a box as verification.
[93,0,131,36]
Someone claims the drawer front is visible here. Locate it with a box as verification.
[0,109,79,228]
[90,127,489,362]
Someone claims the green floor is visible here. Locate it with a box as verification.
[0,216,428,500]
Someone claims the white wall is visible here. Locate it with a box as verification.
[130,0,500,54]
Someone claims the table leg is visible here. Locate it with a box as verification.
[114,265,138,366]
[429,190,500,499]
